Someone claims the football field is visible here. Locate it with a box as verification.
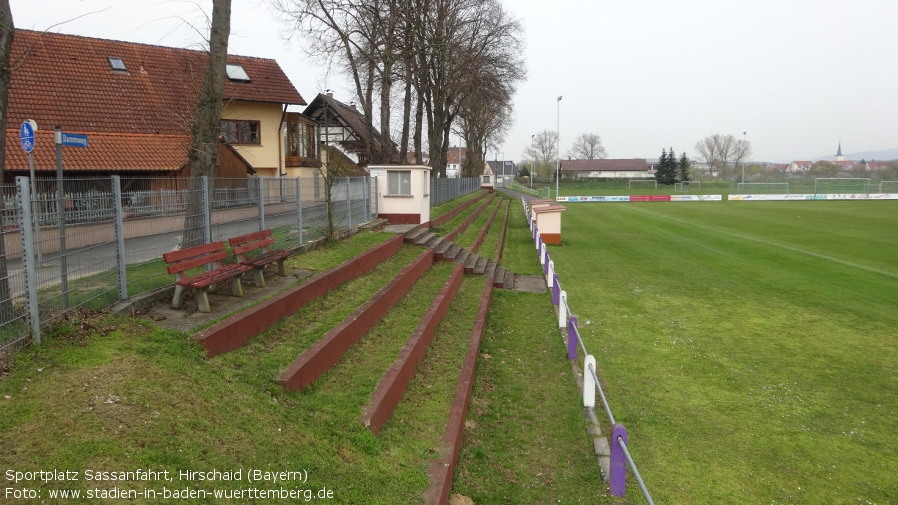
[544,200,898,504]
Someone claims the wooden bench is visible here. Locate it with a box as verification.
[228,229,297,287]
[162,241,253,313]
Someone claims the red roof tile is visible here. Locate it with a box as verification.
[5,129,189,172]
[8,29,305,136]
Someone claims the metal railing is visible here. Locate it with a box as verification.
[430,177,480,206]
[0,175,376,353]
[522,196,655,504]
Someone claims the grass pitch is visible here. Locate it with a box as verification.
[547,200,898,504]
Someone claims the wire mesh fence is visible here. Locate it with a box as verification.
[0,174,375,353]
[430,177,480,206]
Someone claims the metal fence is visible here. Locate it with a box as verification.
[523,196,655,504]
[430,177,480,206]
[0,175,375,353]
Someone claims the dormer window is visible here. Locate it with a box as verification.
[226,63,251,82]
[108,57,127,71]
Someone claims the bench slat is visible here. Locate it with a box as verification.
[163,241,226,263]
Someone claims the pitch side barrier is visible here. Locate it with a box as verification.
[523,196,656,504]
[729,193,898,201]
[557,194,722,202]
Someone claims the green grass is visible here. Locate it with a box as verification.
[544,200,898,504]
[452,288,609,504]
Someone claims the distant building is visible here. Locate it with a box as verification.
[560,159,652,179]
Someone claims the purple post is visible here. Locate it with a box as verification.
[568,316,578,360]
[610,423,628,497]
[552,277,559,306]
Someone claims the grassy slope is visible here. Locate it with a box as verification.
[549,200,898,504]
[452,201,609,504]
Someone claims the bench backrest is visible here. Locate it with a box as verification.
[163,241,228,275]
[229,229,275,258]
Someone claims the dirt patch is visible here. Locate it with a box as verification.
[128,267,314,334]
[513,274,547,293]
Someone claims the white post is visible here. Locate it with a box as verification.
[540,242,547,269]
[558,290,567,329]
[547,260,555,288]
[584,354,596,407]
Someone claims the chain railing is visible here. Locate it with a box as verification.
[522,196,656,504]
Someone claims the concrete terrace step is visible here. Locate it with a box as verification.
[404,226,428,243]
[463,253,478,272]
[443,244,462,261]
[414,232,437,246]
[493,266,506,288]
[473,256,488,275]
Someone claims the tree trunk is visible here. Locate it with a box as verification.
[0,0,15,324]
[183,0,231,248]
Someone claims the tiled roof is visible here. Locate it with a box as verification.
[561,159,649,172]
[4,129,189,172]
[486,160,517,176]
[446,147,466,165]
[304,93,386,154]
[8,29,305,136]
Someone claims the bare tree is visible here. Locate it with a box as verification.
[694,133,746,177]
[523,130,557,182]
[183,0,231,248]
[567,133,607,160]
[0,0,14,323]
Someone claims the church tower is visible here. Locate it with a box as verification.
[835,142,844,162]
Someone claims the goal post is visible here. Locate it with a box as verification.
[628,179,657,190]
[675,180,700,192]
[736,182,789,194]
[814,178,871,195]
[877,181,898,193]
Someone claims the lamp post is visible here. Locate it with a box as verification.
[742,131,747,184]
[556,96,562,200]
[530,134,535,189]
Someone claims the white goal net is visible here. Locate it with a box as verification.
[814,178,871,195]
[675,181,700,192]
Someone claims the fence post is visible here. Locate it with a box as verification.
[16,177,41,345]
[346,176,352,229]
[583,354,596,407]
[610,423,628,498]
[258,177,266,231]
[543,249,549,276]
[547,260,554,288]
[568,316,578,360]
[111,175,128,300]
[296,177,303,246]
[558,290,567,329]
[201,176,212,244]
[552,276,559,307]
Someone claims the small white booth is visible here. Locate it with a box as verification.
[368,164,432,225]
[480,162,495,190]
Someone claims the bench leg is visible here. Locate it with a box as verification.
[194,288,211,313]
[254,268,266,287]
[230,277,245,297]
[276,259,287,277]
[171,284,187,309]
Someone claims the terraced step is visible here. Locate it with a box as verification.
[415,232,437,246]
[463,253,478,272]
[473,256,488,275]
[405,227,429,243]
[493,266,506,288]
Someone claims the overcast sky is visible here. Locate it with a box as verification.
[10,0,898,163]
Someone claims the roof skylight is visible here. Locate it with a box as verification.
[226,63,251,82]
[108,57,127,71]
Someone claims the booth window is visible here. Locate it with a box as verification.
[387,170,412,195]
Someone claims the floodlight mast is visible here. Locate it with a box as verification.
[556,96,562,200]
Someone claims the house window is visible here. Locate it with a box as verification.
[226,63,251,82]
[108,57,126,71]
[387,170,412,196]
[221,120,260,144]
